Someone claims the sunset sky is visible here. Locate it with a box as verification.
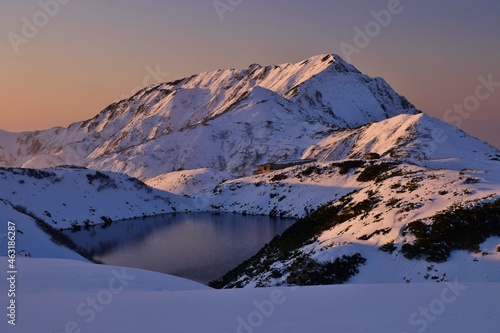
[1,0,499,147]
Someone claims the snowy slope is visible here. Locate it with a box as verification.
[1,257,498,333]
[0,201,85,260]
[144,168,230,195]
[201,120,500,217]
[207,157,500,287]
[0,166,190,229]
[143,111,500,195]
[0,54,419,180]
[303,113,500,161]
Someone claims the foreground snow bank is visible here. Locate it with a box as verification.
[1,257,498,333]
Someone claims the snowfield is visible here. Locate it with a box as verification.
[1,258,498,333]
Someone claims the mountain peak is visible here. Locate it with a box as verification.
[294,53,361,74]
[0,54,435,179]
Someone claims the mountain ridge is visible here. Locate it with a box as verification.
[0,53,420,180]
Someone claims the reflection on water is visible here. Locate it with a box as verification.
[63,213,295,284]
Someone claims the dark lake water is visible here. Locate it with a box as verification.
[63,213,295,284]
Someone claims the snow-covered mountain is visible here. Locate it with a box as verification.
[144,111,500,194]
[1,53,499,289]
[0,54,419,181]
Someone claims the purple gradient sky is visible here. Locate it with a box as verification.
[1,0,499,147]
